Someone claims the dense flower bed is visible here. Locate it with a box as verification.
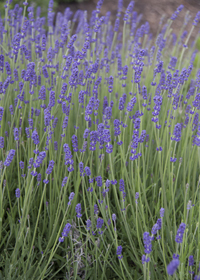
[0,0,200,279]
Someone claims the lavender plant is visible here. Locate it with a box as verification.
[0,0,200,279]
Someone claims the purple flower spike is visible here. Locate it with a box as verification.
[75,203,82,218]
[62,177,68,187]
[19,161,24,170]
[143,232,152,254]
[46,160,55,175]
[167,258,179,275]
[171,5,184,21]
[135,192,139,203]
[94,204,99,215]
[112,213,116,221]
[60,223,71,240]
[171,123,182,142]
[175,223,186,243]
[4,149,15,167]
[68,192,75,205]
[96,217,104,234]
[142,255,150,264]
[86,219,91,230]
[119,179,125,192]
[96,176,102,187]
[15,188,20,198]
[0,137,4,149]
[189,255,194,266]
[160,208,165,217]
[193,11,200,26]
[116,245,123,259]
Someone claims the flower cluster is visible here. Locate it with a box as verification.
[59,223,71,243]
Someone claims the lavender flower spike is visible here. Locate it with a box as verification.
[167,259,179,275]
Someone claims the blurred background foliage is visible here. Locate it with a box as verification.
[0,0,84,19]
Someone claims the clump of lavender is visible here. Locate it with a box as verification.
[0,0,200,278]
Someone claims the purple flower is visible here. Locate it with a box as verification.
[60,223,71,240]
[96,217,104,234]
[67,34,77,49]
[9,105,14,115]
[167,259,179,275]
[54,141,58,151]
[123,1,134,22]
[119,97,125,111]
[175,223,186,243]
[189,255,194,266]
[62,116,68,130]
[42,66,49,78]
[116,245,123,259]
[114,18,120,32]
[4,149,15,167]
[19,161,24,170]
[28,158,34,169]
[172,254,179,260]
[111,179,117,185]
[0,107,4,121]
[46,160,55,175]
[0,55,4,72]
[32,129,39,145]
[160,208,165,217]
[39,86,46,100]
[85,166,91,176]
[94,204,99,215]
[142,255,150,264]
[43,179,49,184]
[193,11,200,26]
[96,176,102,187]
[79,162,84,176]
[156,218,162,230]
[68,192,75,205]
[171,5,184,20]
[5,62,11,76]
[86,219,91,230]
[0,137,4,149]
[15,188,20,198]
[143,232,152,254]
[151,223,159,235]
[83,129,90,139]
[58,236,64,243]
[170,157,177,162]
[171,123,182,142]
[108,76,114,93]
[134,118,141,130]
[135,192,139,203]
[37,173,41,184]
[62,177,68,187]
[112,213,116,221]
[119,179,125,192]
[75,203,82,218]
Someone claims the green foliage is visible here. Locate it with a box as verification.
[196,37,200,50]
